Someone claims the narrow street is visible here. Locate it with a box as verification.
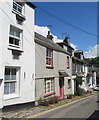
[30,95,98,119]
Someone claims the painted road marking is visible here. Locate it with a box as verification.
[26,95,97,118]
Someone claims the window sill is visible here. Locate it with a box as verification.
[46,66,54,69]
[8,46,23,52]
[4,94,20,100]
[44,92,55,98]
[12,9,26,21]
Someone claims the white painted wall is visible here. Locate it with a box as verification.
[0,1,3,109]
[0,0,35,107]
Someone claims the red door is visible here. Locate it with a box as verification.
[59,77,64,99]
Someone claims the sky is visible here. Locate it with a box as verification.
[32,2,98,58]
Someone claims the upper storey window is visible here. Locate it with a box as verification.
[9,26,22,48]
[46,48,53,68]
[13,1,22,14]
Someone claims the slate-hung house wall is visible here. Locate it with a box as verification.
[0,0,36,109]
[35,32,74,104]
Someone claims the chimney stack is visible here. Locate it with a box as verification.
[47,31,53,40]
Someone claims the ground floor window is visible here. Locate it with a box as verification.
[4,67,19,95]
[45,78,54,94]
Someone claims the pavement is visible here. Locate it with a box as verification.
[1,92,98,119]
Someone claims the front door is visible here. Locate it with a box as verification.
[59,77,64,99]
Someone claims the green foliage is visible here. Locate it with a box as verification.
[75,76,85,96]
[75,87,85,96]
[75,76,84,86]
[87,57,99,68]
[67,94,75,99]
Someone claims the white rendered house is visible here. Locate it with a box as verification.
[0,0,36,109]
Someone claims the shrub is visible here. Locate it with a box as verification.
[49,96,59,104]
[67,94,75,99]
[76,88,85,96]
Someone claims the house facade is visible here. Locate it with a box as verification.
[0,0,36,109]
[35,32,74,104]
[72,50,97,92]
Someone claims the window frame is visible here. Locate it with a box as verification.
[9,26,22,48]
[67,56,70,69]
[4,67,20,99]
[45,78,54,94]
[13,1,22,14]
[46,48,53,67]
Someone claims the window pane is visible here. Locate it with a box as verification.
[9,37,14,44]
[4,83,9,94]
[15,39,20,46]
[10,82,16,94]
[11,69,16,80]
[13,2,17,10]
[5,68,10,80]
[18,6,22,13]
[46,49,48,57]
[10,28,14,36]
[16,31,20,38]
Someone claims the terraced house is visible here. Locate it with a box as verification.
[35,32,74,105]
[72,50,96,93]
[0,0,36,110]
[0,0,97,112]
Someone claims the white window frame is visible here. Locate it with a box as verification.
[45,78,54,94]
[13,1,22,14]
[46,48,53,67]
[67,56,70,69]
[9,26,22,48]
[4,67,20,99]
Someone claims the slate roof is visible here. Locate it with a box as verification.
[17,0,36,9]
[35,32,71,55]
[72,56,89,64]
[57,41,74,50]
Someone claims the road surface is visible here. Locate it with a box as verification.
[32,95,99,119]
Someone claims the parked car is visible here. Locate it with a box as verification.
[94,85,99,91]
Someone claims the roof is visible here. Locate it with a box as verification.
[72,56,88,64]
[59,70,69,77]
[74,50,83,54]
[26,1,36,9]
[57,41,74,50]
[16,0,36,9]
[35,32,71,55]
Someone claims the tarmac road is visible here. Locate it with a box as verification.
[30,95,98,119]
